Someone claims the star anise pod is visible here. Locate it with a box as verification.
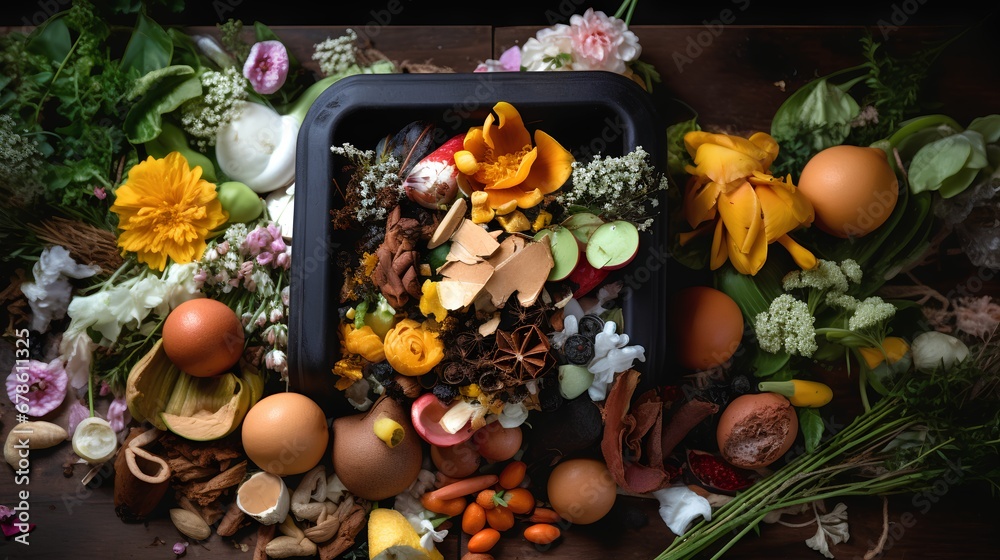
[455,330,492,361]
[493,324,555,381]
[501,298,554,331]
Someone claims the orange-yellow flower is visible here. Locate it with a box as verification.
[111,152,228,271]
[679,131,816,276]
[382,318,444,376]
[454,101,574,210]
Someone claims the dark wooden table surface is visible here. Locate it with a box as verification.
[2,21,999,560]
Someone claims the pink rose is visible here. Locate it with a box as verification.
[243,40,289,95]
[568,8,641,73]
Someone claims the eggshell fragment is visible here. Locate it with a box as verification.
[236,471,290,525]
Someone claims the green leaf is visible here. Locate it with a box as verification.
[666,116,699,177]
[126,64,195,100]
[799,407,825,453]
[967,114,1000,143]
[938,166,982,199]
[25,14,72,62]
[120,12,173,76]
[771,75,863,151]
[908,133,974,193]
[123,73,202,143]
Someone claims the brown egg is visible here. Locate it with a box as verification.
[430,441,482,478]
[668,286,744,371]
[547,458,617,525]
[331,395,423,501]
[162,298,244,377]
[716,392,798,470]
[241,392,329,476]
[471,423,522,462]
[796,145,899,238]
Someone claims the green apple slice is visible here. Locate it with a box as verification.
[534,225,580,281]
[561,212,605,248]
[586,220,640,270]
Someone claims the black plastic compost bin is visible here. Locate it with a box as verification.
[289,71,668,415]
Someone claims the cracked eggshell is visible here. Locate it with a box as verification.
[236,471,290,525]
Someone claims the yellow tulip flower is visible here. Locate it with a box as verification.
[454,101,575,210]
[679,130,817,275]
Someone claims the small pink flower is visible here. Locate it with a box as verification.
[173,541,188,556]
[67,402,90,437]
[474,46,522,73]
[6,358,68,417]
[1,505,34,538]
[243,40,289,95]
[106,396,131,433]
[568,8,641,73]
[93,187,107,200]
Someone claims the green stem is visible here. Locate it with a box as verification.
[87,362,95,418]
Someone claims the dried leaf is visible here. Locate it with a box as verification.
[804,502,850,558]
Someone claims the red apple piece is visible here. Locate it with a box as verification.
[585,220,640,270]
[566,256,611,299]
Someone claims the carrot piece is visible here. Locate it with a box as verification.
[467,528,501,553]
[528,508,562,524]
[503,487,535,515]
[428,474,499,501]
[462,502,487,535]
[524,523,561,545]
[498,460,527,489]
[485,505,514,532]
[475,489,498,510]
[421,492,467,517]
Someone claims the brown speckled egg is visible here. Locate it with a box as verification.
[547,458,617,525]
[716,392,798,470]
[241,392,329,476]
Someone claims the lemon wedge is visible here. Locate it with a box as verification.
[72,417,118,463]
[368,508,443,560]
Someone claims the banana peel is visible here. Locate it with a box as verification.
[126,339,263,440]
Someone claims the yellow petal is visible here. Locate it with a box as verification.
[685,131,773,167]
[727,226,767,276]
[520,129,575,194]
[515,188,544,209]
[690,143,767,185]
[484,102,532,155]
[709,219,728,270]
[776,234,818,271]
[750,172,814,225]
[683,178,721,228]
[757,186,803,242]
[717,181,763,255]
[462,128,488,160]
[748,132,780,169]
[678,221,714,247]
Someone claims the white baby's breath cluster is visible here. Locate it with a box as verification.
[755,293,819,357]
[180,67,248,151]
[783,258,861,294]
[557,146,666,231]
[313,29,359,77]
[330,142,402,223]
[0,114,43,203]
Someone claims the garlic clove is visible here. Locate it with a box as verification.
[72,417,118,464]
[237,471,291,525]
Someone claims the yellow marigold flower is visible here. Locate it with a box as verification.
[679,131,816,276]
[111,152,228,271]
[454,101,574,210]
[382,318,444,376]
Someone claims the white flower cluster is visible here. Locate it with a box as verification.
[313,29,358,77]
[180,66,248,151]
[330,142,402,223]
[755,293,819,357]
[557,146,666,231]
[20,245,100,333]
[783,259,861,293]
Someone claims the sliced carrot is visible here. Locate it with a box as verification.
[498,460,527,489]
[428,474,499,501]
[524,523,561,545]
[528,508,562,524]
[467,527,501,553]
[504,487,535,515]
[462,502,487,535]
[485,505,514,532]
[421,492,467,517]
